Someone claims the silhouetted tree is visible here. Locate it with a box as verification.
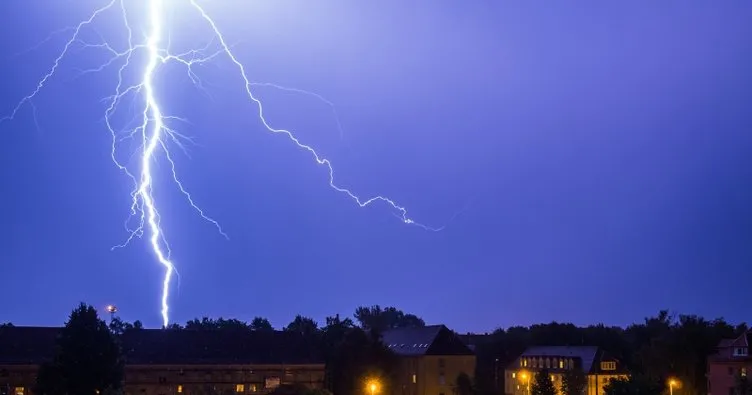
[251,317,274,332]
[185,317,248,331]
[531,369,556,395]
[0,322,13,328]
[561,368,586,395]
[603,376,662,395]
[324,324,396,395]
[354,305,425,334]
[735,374,752,395]
[285,315,319,338]
[455,372,475,395]
[36,303,124,395]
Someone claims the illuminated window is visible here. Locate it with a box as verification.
[412,374,417,384]
[559,360,564,369]
[512,373,516,379]
[523,359,528,367]
[177,385,183,393]
[517,385,520,390]
[14,388,24,395]
[551,375,555,382]
[600,362,616,371]
[236,384,245,393]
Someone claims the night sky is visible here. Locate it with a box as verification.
[1,1,751,332]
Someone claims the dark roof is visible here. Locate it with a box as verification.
[509,346,599,372]
[0,326,322,366]
[509,346,628,375]
[382,325,475,357]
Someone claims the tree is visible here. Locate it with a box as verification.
[185,317,248,331]
[455,372,475,395]
[531,369,556,395]
[36,303,124,395]
[251,317,274,332]
[561,368,586,395]
[603,376,662,395]
[323,325,397,395]
[285,315,319,338]
[735,374,752,395]
[354,305,425,334]
[0,322,13,328]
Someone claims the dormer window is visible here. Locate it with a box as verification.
[601,362,616,371]
[734,347,748,356]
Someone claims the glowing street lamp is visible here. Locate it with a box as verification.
[366,379,380,395]
[519,372,531,395]
[668,378,679,395]
[105,305,118,322]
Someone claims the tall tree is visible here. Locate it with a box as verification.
[603,376,663,395]
[531,369,556,395]
[251,317,274,332]
[36,303,124,395]
[285,315,319,338]
[561,368,586,395]
[455,372,475,395]
[354,305,425,333]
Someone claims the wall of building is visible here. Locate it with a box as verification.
[586,374,627,395]
[392,355,475,395]
[0,364,324,395]
[708,361,752,395]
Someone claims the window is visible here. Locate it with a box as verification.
[512,373,516,379]
[523,359,528,367]
[600,362,616,371]
[551,375,555,382]
[546,358,551,369]
[559,360,564,369]
[735,348,749,356]
[14,388,24,395]
[412,374,417,384]
[251,385,258,392]
[159,377,167,384]
[177,385,183,393]
[439,358,446,368]
[439,374,446,385]
[236,384,245,393]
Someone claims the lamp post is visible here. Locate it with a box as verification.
[106,305,117,322]
[367,379,379,395]
[520,372,530,395]
[669,379,678,395]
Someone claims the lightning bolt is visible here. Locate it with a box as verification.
[1,0,447,327]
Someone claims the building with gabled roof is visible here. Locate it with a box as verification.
[707,330,752,395]
[0,326,324,395]
[381,325,475,395]
[504,346,628,395]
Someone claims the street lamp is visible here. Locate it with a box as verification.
[106,305,117,322]
[366,379,380,395]
[519,372,530,395]
[668,378,679,395]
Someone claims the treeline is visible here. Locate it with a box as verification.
[4,306,749,395]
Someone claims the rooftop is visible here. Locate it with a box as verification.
[0,326,323,366]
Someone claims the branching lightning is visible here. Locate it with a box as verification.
[1,0,445,326]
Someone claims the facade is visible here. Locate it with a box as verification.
[382,325,476,395]
[708,330,752,395]
[504,346,628,395]
[0,326,324,395]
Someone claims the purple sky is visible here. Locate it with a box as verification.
[1,1,751,333]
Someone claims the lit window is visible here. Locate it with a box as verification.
[412,374,417,384]
[251,384,257,392]
[559,360,564,369]
[517,385,520,390]
[236,384,245,393]
[177,385,183,393]
[14,388,24,395]
[551,375,555,382]
[512,373,516,379]
[523,359,528,367]
[600,362,616,371]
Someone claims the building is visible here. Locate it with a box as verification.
[504,346,628,395]
[708,330,752,395]
[0,326,325,395]
[381,325,476,395]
